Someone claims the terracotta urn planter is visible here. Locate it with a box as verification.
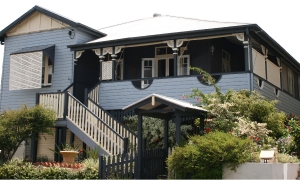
[60,151,79,163]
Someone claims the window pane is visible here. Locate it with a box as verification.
[156,47,166,55]
[167,48,173,54]
[48,74,52,84]
[183,64,187,75]
[144,68,152,78]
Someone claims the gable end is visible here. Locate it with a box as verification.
[7,11,71,36]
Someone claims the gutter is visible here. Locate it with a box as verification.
[68,24,257,51]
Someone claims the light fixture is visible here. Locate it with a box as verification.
[210,45,215,55]
[68,29,75,39]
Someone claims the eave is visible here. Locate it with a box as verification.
[0,5,106,44]
[68,24,258,51]
[250,27,300,72]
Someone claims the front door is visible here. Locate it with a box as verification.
[156,57,174,77]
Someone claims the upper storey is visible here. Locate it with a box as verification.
[0,5,105,44]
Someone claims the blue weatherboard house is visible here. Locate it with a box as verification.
[0,6,300,177]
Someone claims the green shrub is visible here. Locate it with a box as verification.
[82,158,99,169]
[36,155,50,162]
[0,161,98,179]
[287,118,300,156]
[0,105,56,162]
[167,131,252,179]
[276,153,300,163]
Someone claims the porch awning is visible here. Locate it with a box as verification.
[122,93,207,117]
[11,44,55,68]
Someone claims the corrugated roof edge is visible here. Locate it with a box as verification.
[68,24,257,50]
[164,15,251,25]
[0,5,106,43]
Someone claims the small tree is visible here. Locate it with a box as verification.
[188,67,286,139]
[0,105,56,162]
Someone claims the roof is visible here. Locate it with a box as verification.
[11,44,54,54]
[88,15,250,44]
[122,93,208,114]
[0,5,106,43]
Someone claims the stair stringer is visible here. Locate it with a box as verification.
[66,118,109,156]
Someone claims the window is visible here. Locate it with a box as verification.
[178,55,190,75]
[115,59,123,80]
[102,59,123,81]
[282,63,295,96]
[42,54,52,86]
[155,46,173,56]
[142,58,154,88]
[222,50,231,72]
[287,67,294,95]
[9,45,55,90]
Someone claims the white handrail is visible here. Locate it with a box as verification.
[88,99,137,154]
[39,93,65,119]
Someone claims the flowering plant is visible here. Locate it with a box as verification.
[276,135,294,154]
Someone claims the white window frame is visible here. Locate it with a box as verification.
[155,55,173,77]
[178,55,190,76]
[42,54,52,86]
[155,46,173,57]
[9,51,54,90]
[222,50,231,72]
[142,58,154,88]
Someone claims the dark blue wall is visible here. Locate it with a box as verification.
[122,38,245,80]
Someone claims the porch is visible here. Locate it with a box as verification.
[71,34,250,105]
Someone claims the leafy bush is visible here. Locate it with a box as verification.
[0,105,56,162]
[36,155,50,162]
[187,67,286,139]
[276,135,295,154]
[287,118,300,155]
[167,132,252,179]
[81,158,99,169]
[232,118,272,146]
[276,153,300,163]
[0,161,98,179]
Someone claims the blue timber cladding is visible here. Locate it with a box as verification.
[0,28,97,111]
[253,75,300,115]
[99,73,251,110]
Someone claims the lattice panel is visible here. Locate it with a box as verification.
[9,51,43,90]
[267,60,281,88]
[102,61,112,80]
[252,49,266,79]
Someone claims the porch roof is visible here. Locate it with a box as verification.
[122,93,207,115]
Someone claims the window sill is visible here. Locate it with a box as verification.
[42,84,52,88]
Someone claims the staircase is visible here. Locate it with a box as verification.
[37,86,137,156]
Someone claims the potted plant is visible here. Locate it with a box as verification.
[59,144,79,163]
